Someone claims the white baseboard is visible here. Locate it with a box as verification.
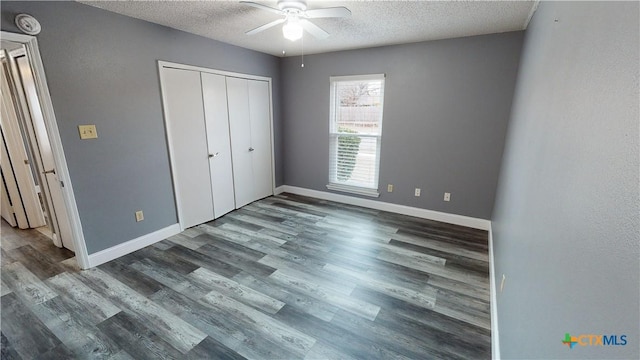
[489,224,501,359]
[87,224,181,267]
[276,185,490,230]
[274,185,286,195]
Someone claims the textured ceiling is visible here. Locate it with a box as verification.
[79,1,537,57]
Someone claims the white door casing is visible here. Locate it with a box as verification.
[1,31,89,268]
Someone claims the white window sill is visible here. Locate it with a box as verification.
[326,183,380,198]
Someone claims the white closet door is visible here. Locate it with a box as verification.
[227,77,254,209]
[162,68,214,228]
[248,80,273,200]
[201,73,235,218]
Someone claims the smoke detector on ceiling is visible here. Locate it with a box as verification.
[15,14,41,35]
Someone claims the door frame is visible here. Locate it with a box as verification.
[1,31,90,269]
[157,60,276,231]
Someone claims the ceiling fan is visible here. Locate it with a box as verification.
[240,0,351,41]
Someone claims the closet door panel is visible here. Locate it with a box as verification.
[201,73,235,218]
[226,77,254,208]
[248,80,273,200]
[162,68,214,228]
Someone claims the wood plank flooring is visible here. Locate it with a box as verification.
[1,193,491,359]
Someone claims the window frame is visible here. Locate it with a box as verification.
[327,74,385,197]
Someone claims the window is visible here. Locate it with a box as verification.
[328,74,385,197]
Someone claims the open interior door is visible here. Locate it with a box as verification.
[0,43,74,251]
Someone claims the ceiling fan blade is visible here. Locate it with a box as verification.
[246,18,286,35]
[300,19,329,39]
[305,7,351,19]
[240,1,283,15]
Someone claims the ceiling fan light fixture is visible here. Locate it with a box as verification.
[242,0,349,41]
[282,17,303,41]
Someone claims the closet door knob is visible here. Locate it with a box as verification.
[208,152,220,158]
[248,147,255,152]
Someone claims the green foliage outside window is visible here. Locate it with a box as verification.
[337,126,361,181]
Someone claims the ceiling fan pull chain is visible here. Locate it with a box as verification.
[301,33,305,68]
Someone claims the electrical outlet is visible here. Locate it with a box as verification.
[444,192,451,202]
[135,210,144,222]
[414,188,421,197]
[387,184,393,192]
[500,274,506,292]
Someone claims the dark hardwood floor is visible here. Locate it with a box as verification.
[1,193,491,359]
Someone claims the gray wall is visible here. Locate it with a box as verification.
[1,2,283,254]
[492,2,639,359]
[281,32,523,219]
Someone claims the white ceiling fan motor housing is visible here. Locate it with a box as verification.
[278,1,307,12]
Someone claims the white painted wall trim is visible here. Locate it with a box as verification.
[489,224,501,360]
[277,185,491,230]
[87,224,181,267]
[1,31,91,269]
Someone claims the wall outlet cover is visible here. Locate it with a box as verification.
[78,124,98,139]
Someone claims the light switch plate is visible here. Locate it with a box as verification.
[78,125,98,139]
[135,210,144,222]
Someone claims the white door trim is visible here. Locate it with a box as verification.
[268,80,276,196]
[158,61,273,83]
[1,31,90,269]
[489,224,501,359]
[157,60,275,230]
